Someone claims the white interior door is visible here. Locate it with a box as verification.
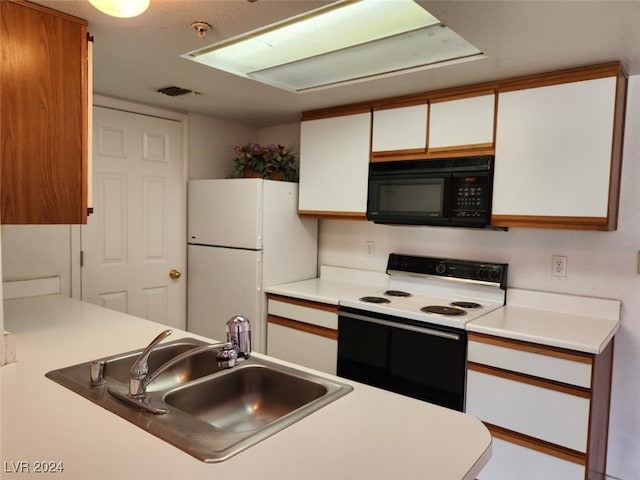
[81,106,186,328]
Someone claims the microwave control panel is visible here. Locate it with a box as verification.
[451,175,490,218]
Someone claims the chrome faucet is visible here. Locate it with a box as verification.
[107,316,251,413]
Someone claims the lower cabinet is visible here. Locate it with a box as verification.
[467,332,614,480]
[266,294,338,375]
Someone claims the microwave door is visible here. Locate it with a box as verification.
[367,175,450,225]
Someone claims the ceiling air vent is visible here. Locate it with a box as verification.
[156,86,195,97]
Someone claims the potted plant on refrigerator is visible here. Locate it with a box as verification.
[229,142,298,181]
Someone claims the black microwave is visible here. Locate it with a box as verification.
[366,155,494,228]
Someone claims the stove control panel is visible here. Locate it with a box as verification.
[386,253,508,289]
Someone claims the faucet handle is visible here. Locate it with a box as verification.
[226,316,251,359]
[130,329,172,379]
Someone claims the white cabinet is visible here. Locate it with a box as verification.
[477,437,585,480]
[492,67,626,230]
[467,368,590,452]
[467,332,614,480]
[299,111,371,218]
[428,92,495,152]
[266,294,338,375]
[372,104,428,153]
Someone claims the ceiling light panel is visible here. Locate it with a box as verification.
[182,0,483,93]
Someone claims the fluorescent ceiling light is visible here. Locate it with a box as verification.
[88,0,149,18]
[182,0,484,93]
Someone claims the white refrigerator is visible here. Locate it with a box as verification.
[187,178,318,353]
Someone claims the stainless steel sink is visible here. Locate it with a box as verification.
[45,338,352,462]
[164,363,329,432]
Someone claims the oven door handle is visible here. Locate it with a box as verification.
[338,311,462,341]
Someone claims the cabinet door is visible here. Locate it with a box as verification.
[299,112,371,217]
[428,93,495,151]
[1,0,88,224]
[372,104,428,153]
[492,75,621,230]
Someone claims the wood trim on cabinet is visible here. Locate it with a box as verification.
[301,105,371,121]
[8,0,88,24]
[468,332,593,364]
[370,146,496,163]
[428,87,497,103]
[490,214,611,231]
[497,61,624,94]
[268,314,338,340]
[298,210,367,220]
[266,293,338,314]
[604,69,628,232]
[426,142,495,155]
[468,362,591,398]
[586,339,614,478]
[372,97,430,110]
[486,423,586,466]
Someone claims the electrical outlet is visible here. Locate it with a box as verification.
[365,241,375,258]
[551,255,567,277]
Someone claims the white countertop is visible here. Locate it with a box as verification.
[265,265,389,305]
[466,288,621,353]
[1,294,491,480]
[268,270,621,354]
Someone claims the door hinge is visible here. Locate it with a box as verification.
[80,250,84,268]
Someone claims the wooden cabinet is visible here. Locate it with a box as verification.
[266,294,338,375]
[428,91,495,154]
[372,103,428,154]
[491,64,627,231]
[467,332,614,480]
[1,0,89,224]
[298,109,371,219]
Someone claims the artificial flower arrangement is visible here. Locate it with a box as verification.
[229,142,298,182]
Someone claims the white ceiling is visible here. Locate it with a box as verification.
[32,0,640,127]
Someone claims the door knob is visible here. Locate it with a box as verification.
[169,269,181,279]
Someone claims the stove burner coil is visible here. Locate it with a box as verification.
[384,290,412,297]
[450,301,482,309]
[359,296,391,304]
[421,305,468,316]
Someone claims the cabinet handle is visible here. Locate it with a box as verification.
[339,311,461,341]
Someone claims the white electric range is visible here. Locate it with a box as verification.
[336,253,508,412]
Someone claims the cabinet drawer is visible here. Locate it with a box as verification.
[477,436,585,480]
[268,298,338,330]
[267,323,337,375]
[467,368,590,452]
[468,336,592,388]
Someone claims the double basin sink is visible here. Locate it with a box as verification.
[45,338,352,462]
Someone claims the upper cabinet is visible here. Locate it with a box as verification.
[369,91,496,161]
[1,0,89,224]
[298,109,371,219]
[299,62,626,229]
[428,91,495,154]
[372,103,428,154]
[491,64,627,231]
